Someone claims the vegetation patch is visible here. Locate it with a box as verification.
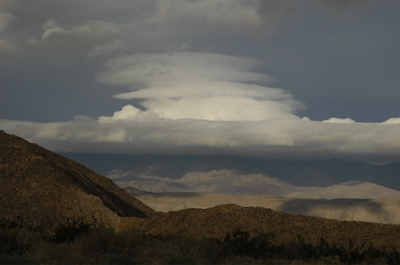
[1,218,400,265]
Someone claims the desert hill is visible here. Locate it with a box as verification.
[0,130,155,230]
[123,204,400,250]
[127,189,400,224]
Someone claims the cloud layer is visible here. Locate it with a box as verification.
[2,111,400,163]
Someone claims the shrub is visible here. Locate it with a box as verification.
[0,219,38,256]
[223,230,278,260]
[77,225,115,257]
[51,219,91,243]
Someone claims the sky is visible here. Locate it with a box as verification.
[0,0,399,163]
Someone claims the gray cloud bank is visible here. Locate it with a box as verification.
[0,0,373,54]
[2,51,400,163]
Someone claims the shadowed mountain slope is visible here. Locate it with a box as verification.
[0,131,155,230]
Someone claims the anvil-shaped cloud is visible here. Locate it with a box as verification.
[2,52,400,163]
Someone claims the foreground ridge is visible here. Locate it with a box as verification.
[123,204,400,251]
[0,130,155,230]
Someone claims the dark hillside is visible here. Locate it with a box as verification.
[0,130,155,230]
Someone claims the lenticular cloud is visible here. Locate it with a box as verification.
[96,52,303,121]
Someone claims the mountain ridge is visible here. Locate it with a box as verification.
[127,189,400,224]
[0,130,155,230]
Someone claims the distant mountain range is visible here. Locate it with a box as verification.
[63,153,400,198]
[127,188,400,224]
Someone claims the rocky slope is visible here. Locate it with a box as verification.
[0,130,155,230]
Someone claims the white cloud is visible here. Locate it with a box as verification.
[97,52,302,121]
[322,117,356,123]
[98,105,160,123]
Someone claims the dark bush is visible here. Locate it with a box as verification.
[78,225,115,256]
[223,229,279,260]
[0,219,38,256]
[51,219,91,243]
